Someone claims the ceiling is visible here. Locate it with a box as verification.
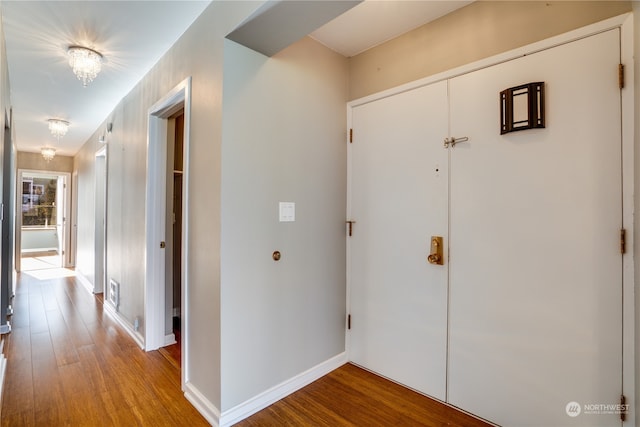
[1,0,471,157]
[1,0,213,157]
[310,0,472,57]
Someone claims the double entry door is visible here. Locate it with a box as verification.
[348,28,623,427]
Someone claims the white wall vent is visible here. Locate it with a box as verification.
[109,279,119,310]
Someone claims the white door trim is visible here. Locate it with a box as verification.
[144,77,192,388]
[70,170,78,268]
[94,146,107,294]
[346,12,634,422]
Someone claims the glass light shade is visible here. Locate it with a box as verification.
[67,46,103,87]
[41,147,56,162]
[47,119,69,139]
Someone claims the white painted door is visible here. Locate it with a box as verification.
[447,29,622,426]
[349,81,449,400]
[349,27,623,427]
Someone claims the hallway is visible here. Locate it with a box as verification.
[0,272,208,426]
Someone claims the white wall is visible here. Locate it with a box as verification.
[75,2,348,417]
[349,1,631,100]
[18,151,73,173]
[73,0,263,413]
[221,36,348,410]
[74,138,98,287]
[21,228,57,251]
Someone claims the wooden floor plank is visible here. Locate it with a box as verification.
[27,288,48,335]
[45,307,80,367]
[9,292,30,328]
[75,344,112,394]
[99,391,141,426]
[33,406,69,427]
[30,331,69,421]
[40,281,60,312]
[0,410,35,427]
[1,327,34,418]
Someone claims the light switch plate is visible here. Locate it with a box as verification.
[279,202,295,222]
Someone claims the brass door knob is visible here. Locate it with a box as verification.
[427,236,444,265]
[427,253,441,264]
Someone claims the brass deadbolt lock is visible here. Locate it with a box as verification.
[427,236,443,265]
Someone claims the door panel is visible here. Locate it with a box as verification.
[350,81,449,399]
[448,29,622,426]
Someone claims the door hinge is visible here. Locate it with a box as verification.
[620,229,626,254]
[347,314,351,330]
[346,220,356,237]
[620,394,627,422]
[349,128,353,143]
[619,64,625,89]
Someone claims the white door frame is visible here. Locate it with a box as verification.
[16,169,72,271]
[145,77,191,386]
[70,170,78,268]
[346,12,634,422]
[94,146,107,293]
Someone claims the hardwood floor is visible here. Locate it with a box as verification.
[1,271,208,426]
[1,271,492,427]
[237,363,492,427]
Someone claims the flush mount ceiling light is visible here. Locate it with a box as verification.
[41,147,56,162]
[47,118,69,139]
[67,45,103,87]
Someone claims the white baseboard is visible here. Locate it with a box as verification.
[164,333,176,346]
[184,381,221,427]
[102,300,145,350]
[220,352,347,427]
[75,271,94,295]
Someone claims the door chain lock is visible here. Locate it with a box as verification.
[443,136,469,148]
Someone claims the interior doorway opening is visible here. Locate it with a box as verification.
[161,109,184,367]
[145,77,191,387]
[17,170,71,272]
